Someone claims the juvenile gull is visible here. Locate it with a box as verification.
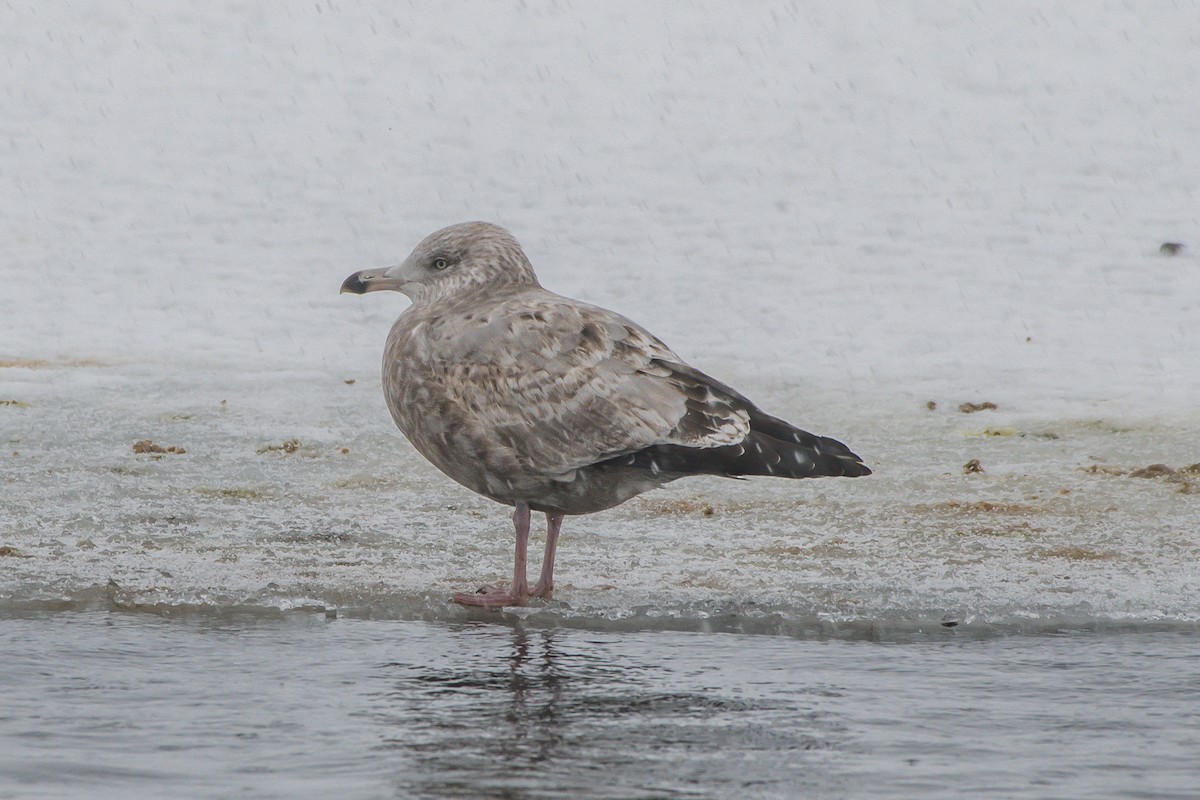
[341,222,870,608]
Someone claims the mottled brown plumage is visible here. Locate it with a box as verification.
[341,221,869,607]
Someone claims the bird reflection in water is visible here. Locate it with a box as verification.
[374,625,814,798]
[375,627,607,793]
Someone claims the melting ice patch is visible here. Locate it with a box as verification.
[2,365,1197,637]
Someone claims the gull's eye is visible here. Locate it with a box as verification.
[432,257,449,271]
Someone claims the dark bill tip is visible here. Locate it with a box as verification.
[340,272,369,295]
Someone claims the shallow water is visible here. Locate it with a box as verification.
[1,613,1197,800]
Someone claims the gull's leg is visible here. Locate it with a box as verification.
[529,512,563,600]
[453,501,530,608]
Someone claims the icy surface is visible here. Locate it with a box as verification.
[2,1,1198,632]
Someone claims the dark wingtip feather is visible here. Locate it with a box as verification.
[745,408,871,478]
[597,428,870,481]
[597,358,872,481]
[810,433,872,477]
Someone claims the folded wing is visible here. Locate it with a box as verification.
[436,291,869,481]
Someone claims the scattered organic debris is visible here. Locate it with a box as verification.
[1083,462,1199,493]
[257,438,301,455]
[1129,463,1198,493]
[0,545,23,557]
[754,537,854,560]
[979,427,1018,437]
[332,474,404,490]
[1159,242,1184,255]
[925,400,937,411]
[1076,419,1136,434]
[340,447,350,455]
[195,487,263,500]
[963,459,984,474]
[1079,464,1126,476]
[956,521,1043,537]
[344,379,356,385]
[634,497,724,517]
[132,439,186,455]
[958,401,998,413]
[1129,463,1175,479]
[918,500,1037,515]
[1038,546,1120,562]
[0,357,108,369]
[0,399,31,407]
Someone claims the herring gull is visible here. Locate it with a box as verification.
[341,222,870,608]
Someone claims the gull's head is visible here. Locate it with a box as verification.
[340,221,540,304]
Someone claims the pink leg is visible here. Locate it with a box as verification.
[530,512,563,599]
[453,502,530,608]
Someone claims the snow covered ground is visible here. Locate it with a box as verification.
[3,1,1198,631]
